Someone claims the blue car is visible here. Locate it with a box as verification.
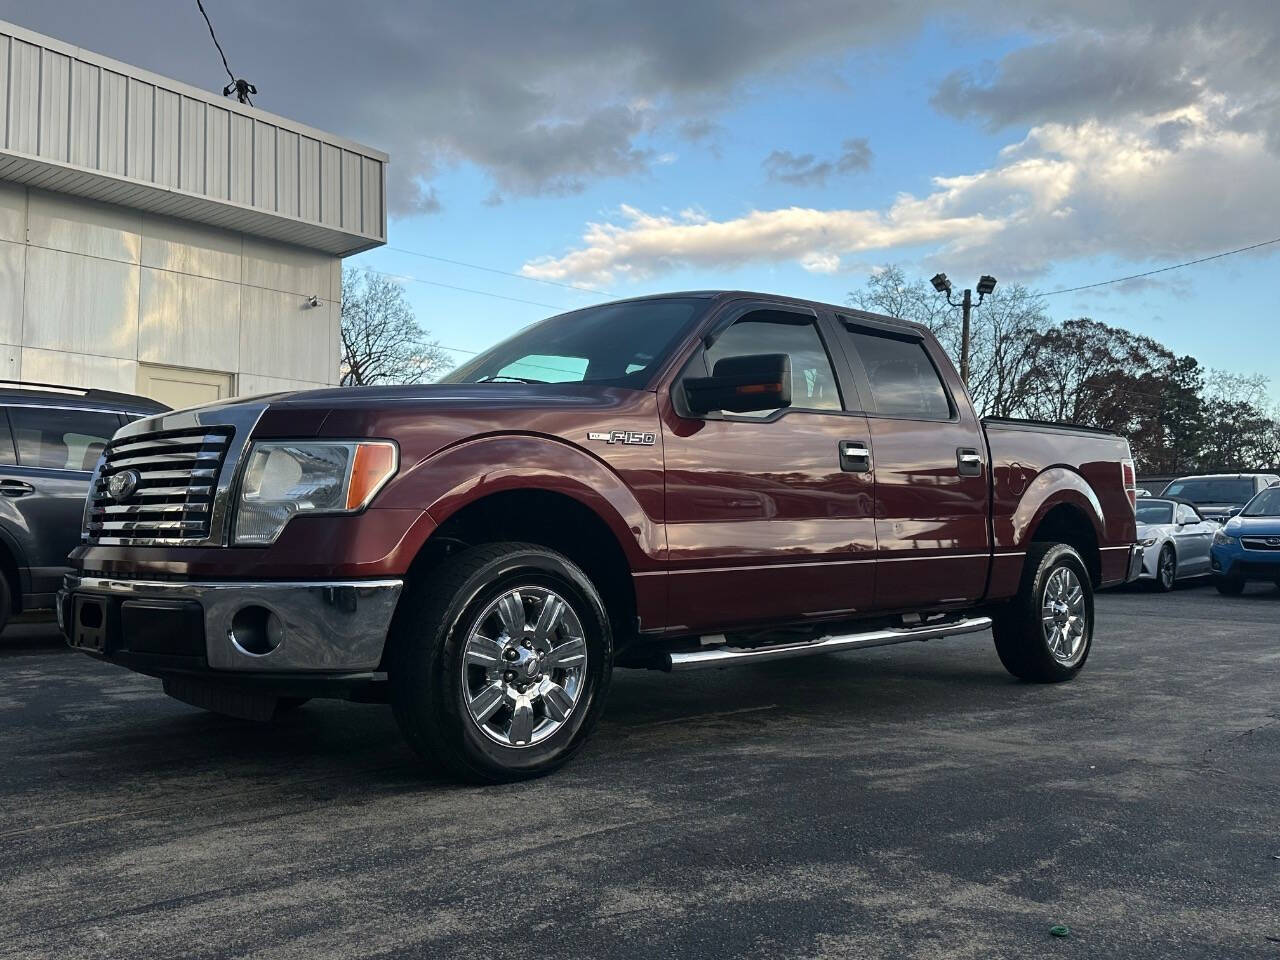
[1210,484,1280,594]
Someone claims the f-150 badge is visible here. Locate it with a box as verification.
[589,431,656,445]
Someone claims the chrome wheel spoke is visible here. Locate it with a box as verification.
[541,635,586,670]
[532,595,565,647]
[469,682,505,724]
[509,698,535,745]
[541,680,574,722]
[496,592,526,638]
[464,635,505,669]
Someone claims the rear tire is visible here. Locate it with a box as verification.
[992,542,1093,683]
[1153,546,1176,592]
[388,542,612,783]
[1214,575,1245,596]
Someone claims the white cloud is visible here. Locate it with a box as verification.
[523,107,1280,286]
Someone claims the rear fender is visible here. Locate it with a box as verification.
[1011,467,1106,548]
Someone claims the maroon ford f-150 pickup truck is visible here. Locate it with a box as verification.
[60,291,1141,781]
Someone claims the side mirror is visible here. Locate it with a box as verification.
[684,353,791,416]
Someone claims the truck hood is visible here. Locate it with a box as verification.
[241,381,632,411]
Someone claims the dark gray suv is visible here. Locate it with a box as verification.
[0,382,167,630]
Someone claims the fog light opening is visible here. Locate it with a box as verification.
[229,605,284,657]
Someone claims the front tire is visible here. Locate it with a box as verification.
[992,543,1094,683]
[1213,575,1245,596]
[1153,545,1176,592]
[388,542,613,782]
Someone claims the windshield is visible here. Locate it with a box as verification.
[440,298,707,386]
[1162,478,1255,505]
[1136,501,1174,525]
[1242,487,1280,517]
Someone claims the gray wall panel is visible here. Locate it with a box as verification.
[205,105,229,199]
[253,120,276,211]
[0,37,9,148]
[319,143,341,227]
[180,97,206,192]
[276,129,298,218]
[298,136,320,222]
[341,150,360,231]
[153,88,180,187]
[229,113,252,204]
[9,40,40,154]
[38,49,70,161]
[98,71,127,174]
[125,79,153,181]
[69,60,99,168]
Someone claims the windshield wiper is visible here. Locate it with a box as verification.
[475,375,549,384]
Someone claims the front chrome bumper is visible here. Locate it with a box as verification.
[59,575,403,672]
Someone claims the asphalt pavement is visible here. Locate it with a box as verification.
[1,581,1278,959]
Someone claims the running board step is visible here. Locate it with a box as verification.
[666,615,994,671]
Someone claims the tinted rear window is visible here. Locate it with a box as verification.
[844,329,951,419]
[8,407,121,471]
[1163,478,1256,505]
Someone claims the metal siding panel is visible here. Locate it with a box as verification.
[126,79,153,181]
[9,40,41,154]
[98,70,127,174]
[276,129,298,217]
[340,150,360,231]
[319,142,340,227]
[153,88,179,187]
[38,49,70,161]
[298,136,319,221]
[0,37,9,149]
[0,239,24,343]
[229,112,252,204]
[205,105,229,199]
[361,156,380,238]
[69,60,99,167]
[180,96,205,192]
[138,266,241,370]
[253,120,276,210]
[23,246,140,359]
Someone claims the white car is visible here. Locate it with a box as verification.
[1135,498,1218,591]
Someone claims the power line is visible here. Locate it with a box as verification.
[361,267,571,310]
[1038,236,1280,298]
[195,0,256,105]
[385,245,613,298]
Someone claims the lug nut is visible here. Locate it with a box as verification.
[503,647,519,661]
[503,670,517,682]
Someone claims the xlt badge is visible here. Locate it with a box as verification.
[589,431,656,446]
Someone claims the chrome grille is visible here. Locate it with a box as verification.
[86,427,234,544]
[1241,536,1280,551]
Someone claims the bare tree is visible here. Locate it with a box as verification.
[850,265,1049,417]
[340,268,451,385]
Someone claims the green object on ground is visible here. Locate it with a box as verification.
[1049,924,1071,938]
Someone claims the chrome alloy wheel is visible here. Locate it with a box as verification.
[1159,549,1176,590]
[460,586,588,747]
[1041,566,1088,665]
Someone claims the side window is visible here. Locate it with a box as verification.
[842,327,952,419]
[8,408,122,471]
[1175,504,1193,524]
[703,310,842,417]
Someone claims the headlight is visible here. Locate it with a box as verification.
[1141,537,1158,547]
[233,441,397,545]
[1212,528,1237,547]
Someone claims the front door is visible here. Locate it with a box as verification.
[0,405,126,606]
[661,303,877,634]
[828,314,991,611]
[1173,502,1214,576]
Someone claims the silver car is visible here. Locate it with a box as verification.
[1135,498,1217,591]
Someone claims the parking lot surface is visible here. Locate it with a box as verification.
[1,583,1277,959]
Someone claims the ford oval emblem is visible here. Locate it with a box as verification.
[107,469,141,502]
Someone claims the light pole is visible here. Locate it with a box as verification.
[931,273,997,383]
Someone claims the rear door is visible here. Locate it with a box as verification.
[0,405,125,605]
[661,301,877,632]
[827,314,991,611]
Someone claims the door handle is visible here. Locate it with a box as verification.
[0,479,34,497]
[957,447,984,477]
[839,440,872,473]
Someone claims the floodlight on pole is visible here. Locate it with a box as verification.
[931,273,997,384]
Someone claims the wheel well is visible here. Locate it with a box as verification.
[1030,503,1101,586]
[413,490,638,646]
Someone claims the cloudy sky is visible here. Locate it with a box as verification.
[5,1,1279,383]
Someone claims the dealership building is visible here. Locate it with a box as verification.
[0,20,387,409]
